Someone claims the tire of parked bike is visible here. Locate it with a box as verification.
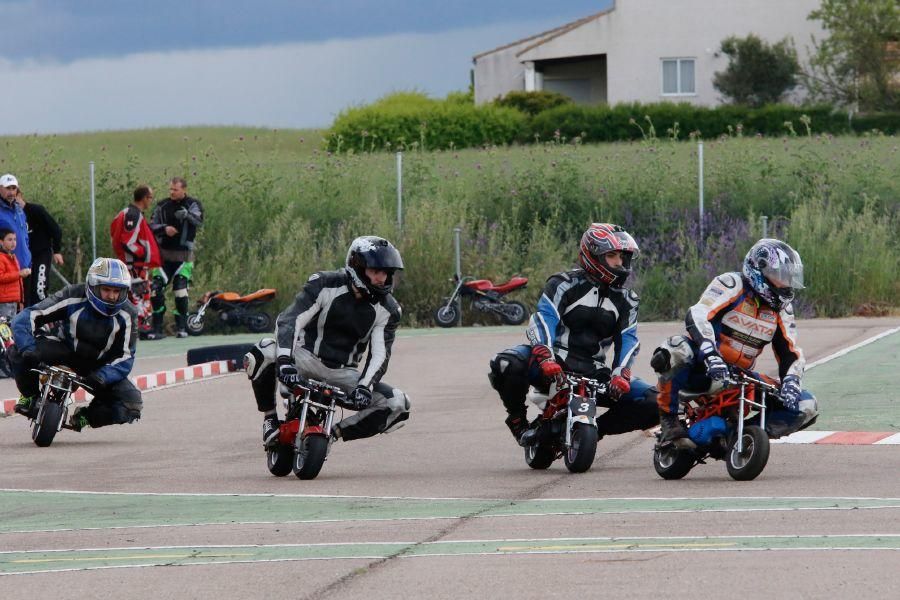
[500,301,529,325]
[653,444,696,480]
[564,422,599,473]
[726,425,770,481]
[185,312,205,336]
[32,402,64,447]
[293,434,329,480]
[246,312,273,333]
[267,442,293,477]
[433,304,460,328]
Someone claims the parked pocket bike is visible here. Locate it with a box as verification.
[186,288,276,336]
[653,368,778,481]
[433,275,528,327]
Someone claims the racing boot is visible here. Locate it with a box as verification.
[504,413,530,446]
[14,395,37,419]
[659,410,695,449]
[69,407,90,432]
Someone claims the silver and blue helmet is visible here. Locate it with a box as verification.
[742,239,804,311]
[86,257,131,316]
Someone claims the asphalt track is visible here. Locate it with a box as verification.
[1,318,898,599]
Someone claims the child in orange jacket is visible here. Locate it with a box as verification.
[0,228,30,319]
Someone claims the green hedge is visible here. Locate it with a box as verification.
[327,92,527,152]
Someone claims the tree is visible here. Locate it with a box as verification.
[803,0,900,111]
[713,34,800,107]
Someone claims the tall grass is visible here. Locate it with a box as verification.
[0,128,896,325]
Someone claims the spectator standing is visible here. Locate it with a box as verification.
[0,175,31,276]
[15,187,63,306]
[148,177,203,339]
[0,228,29,319]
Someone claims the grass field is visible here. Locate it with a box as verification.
[0,127,897,325]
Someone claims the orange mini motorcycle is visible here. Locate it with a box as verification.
[186,289,276,336]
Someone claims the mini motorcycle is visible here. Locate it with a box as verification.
[0,316,14,377]
[653,368,776,481]
[522,372,605,473]
[27,365,87,447]
[186,288,276,336]
[433,275,528,327]
[266,378,348,480]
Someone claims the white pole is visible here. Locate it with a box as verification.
[90,161,97,261]
[761,215,768,239]
[453,227,462,325]
[396,152,403,231]
[698,142,704,245]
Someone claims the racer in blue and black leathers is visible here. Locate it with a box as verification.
[245,236,411,445]
[10,258,142,430]
[488,224,659,444]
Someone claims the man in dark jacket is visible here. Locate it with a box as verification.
[147,177,203,339]
[16,190,64,306]
[0,174,31,275]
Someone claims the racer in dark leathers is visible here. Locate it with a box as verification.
[245,236,411,446]
[651,239,818,444]
[11,257,142,431]
[489,224,659,446]
[148,177,203,339]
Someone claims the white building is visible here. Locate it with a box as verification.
[473,0,826,106]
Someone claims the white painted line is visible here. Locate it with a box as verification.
[771,431,836,444]
[806,326,900,370]
[874,433,900,445]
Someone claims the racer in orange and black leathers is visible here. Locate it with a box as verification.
[651,239,818,443]
[488,224,660,446]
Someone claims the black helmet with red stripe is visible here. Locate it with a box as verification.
[578,223,639,286]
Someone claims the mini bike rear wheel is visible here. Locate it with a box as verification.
[246,312,273,333]
[524,443,555,470]
[500,301,528,325]
[564,422,599,473]
[726,425,770,481]
[32,402,64,447]
[653,444,695,480]
[293,434,329,480]
[266,443,293,477]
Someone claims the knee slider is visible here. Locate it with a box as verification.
[373,382,411,413]
[244,338,276,380]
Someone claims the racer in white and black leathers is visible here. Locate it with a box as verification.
[651,239,817,441]
[489,224,659,444]
[10,258,142,429]
[245,237,410,443]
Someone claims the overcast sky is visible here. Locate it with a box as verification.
[1,1,610,135]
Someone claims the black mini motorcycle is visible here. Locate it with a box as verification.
[186,288,276,335]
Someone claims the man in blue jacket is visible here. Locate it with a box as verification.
[0,174,31,272]
[11,257,142,431]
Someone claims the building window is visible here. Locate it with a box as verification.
[661,58,695,95]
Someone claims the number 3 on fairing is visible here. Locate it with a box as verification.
[579,402,590,413]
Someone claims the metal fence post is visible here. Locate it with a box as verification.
[698,141,704,246]
[396,152,403,231]
[761,215,768,239]
[90,161,96,261]
[453,227,462,325]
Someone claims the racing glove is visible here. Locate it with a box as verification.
[173,207,188,221]
[531,344,562,378]
[609,367,631,398]
[276,356,306,387]
[348,385,373,410]
[699,341,728,381]
[780,375,802,411]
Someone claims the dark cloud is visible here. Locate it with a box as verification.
[2,0,609,62]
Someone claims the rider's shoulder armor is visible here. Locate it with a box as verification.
[715,272,743,291]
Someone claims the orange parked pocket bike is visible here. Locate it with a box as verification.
[186,288,276,335]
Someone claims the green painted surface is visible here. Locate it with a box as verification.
[805,331,900,431]
[2,492,899,534]
[3,534,899,574]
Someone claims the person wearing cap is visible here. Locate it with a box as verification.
[14,186,64,306]
[0,175,31,274]
[147,177,203,339]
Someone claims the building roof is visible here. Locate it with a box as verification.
[472,7,615,62]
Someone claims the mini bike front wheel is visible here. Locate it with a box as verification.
[433,304,460,328]
[32,402,64,447]
[726,425,770,481]
[564,422,599,473]
[293,434,329,480]
[185,312,205,336]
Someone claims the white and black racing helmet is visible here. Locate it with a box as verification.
[86,257,132,316]
[345,236,404,300]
